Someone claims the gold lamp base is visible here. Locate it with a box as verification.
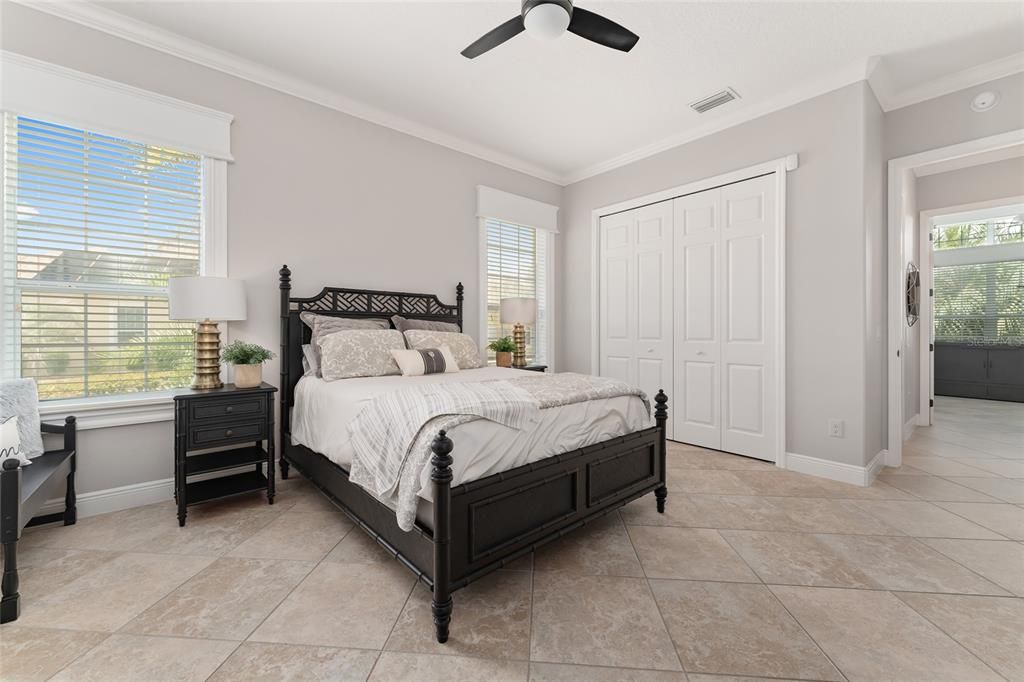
[192,318,223,390]
[512,322,527,368]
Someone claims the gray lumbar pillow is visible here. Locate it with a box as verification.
[391,315,461,334]
[0,378,44,458]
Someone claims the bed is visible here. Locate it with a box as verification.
[277,265,668,643]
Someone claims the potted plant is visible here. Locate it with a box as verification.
[488,336,516,368]
[221,341,275,388]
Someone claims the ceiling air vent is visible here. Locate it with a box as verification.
[690,88,740,114]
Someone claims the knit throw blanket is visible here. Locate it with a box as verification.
[348,372,650,530]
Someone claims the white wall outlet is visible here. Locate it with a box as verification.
[827,419,844,438]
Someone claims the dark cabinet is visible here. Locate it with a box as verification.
[935,343,1024,402]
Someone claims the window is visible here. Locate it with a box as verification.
[933,215,1024,250]
[483,219,551,364]
[934,260,1024,344]
[2,115,202,400]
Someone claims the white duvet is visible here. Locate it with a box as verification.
[290,367,651,504]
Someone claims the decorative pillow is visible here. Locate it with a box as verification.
[300,313,389,375]
[403,330,484,370]
[318,329,406,381]
[391,346,460,376]
[301,344,316,377]
[391,315,461,334]
[0,378,44,458]
[0,417,32,467]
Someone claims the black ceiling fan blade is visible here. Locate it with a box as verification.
[567,6,639,52]
[461,15,525,58]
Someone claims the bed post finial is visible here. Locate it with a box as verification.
[430,429,454,643]
[279,265,292,479]
[654,390,668,513]
[456,282,464,332]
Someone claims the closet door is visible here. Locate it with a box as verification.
[599,211,635,385]
[635,203,674,439]
[672,189,722,449]
[599,204,674,439]
[720,175,776,460]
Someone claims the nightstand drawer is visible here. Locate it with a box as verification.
[189,420,265,448]
[190,395,267,423]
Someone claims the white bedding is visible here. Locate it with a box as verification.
[291,367,651,503]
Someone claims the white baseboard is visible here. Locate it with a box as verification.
[903,414,919,441]
[785,450,885,487]
[36,477,174,520]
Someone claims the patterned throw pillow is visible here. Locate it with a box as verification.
[391,315,461,334]
[403,330,484,370]
[391,346,460,376]
[0,378,44,458]
[318,329,406,381]
[0,416,32,467]
[299,313,390,376]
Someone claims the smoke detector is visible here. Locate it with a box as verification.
[971,91,999,113]
[690,88,740,114]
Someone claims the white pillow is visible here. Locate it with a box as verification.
[391,346,460,376]
[318,329,406,381]
[0,417,32,467]
[301,344,316,377]
[403,330,484,370]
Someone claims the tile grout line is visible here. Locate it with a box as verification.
[620,505,687,675]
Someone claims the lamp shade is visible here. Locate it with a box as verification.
[500,297,536,324]
[168,276,247,321]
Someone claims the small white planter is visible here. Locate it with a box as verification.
[233,363,263,389]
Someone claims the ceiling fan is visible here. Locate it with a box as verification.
[461,0,639,59]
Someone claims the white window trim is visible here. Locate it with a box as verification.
[477,219,557,370]
[1,53,232,429]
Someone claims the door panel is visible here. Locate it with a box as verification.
[673,189,721,448]
[635,203,674,438]
[720,175,776,460]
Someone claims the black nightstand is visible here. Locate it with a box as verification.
[518,365,548,372]
[172,382,277,526]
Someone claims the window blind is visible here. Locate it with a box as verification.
[485,218,548,364]
[2,114,201,400]
[933,260,1024,343]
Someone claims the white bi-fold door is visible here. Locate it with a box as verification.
[673,174,777,460]
[599,201,674,439]
[599,173,778,462]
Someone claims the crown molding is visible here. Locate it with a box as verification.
[13,0,565,185]
[15,1,1023,187]
[562,58,876,185]
[870,51,1024,112]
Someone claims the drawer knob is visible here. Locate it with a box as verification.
[225,429,234,437]
[225,406,233,413]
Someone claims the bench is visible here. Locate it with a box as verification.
[1,416,77,623]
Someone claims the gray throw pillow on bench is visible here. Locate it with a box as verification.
[0,378,44,458]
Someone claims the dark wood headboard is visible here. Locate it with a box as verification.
[278,265,463,437]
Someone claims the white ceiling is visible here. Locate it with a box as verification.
[32,1,1024,184]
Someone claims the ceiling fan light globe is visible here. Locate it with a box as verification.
[524,3,571,40]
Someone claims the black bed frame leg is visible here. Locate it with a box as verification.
[430,429,454,644]
[279,264,292,480]
[1,459,21,624]
[63,416,77,525]
[654,390,668,514]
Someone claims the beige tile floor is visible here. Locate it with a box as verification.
[2,396,1022,681]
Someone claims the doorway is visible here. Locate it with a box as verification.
[887,129,1024,467]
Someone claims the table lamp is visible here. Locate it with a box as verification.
[500,297,536,368]
[168,276,247,389]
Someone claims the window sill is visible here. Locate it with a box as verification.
[38,391,178,431]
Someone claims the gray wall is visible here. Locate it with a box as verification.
[560,82,878,467]
[918,157,1024,212]
[862,87,887,462]
[2,3,562,496]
